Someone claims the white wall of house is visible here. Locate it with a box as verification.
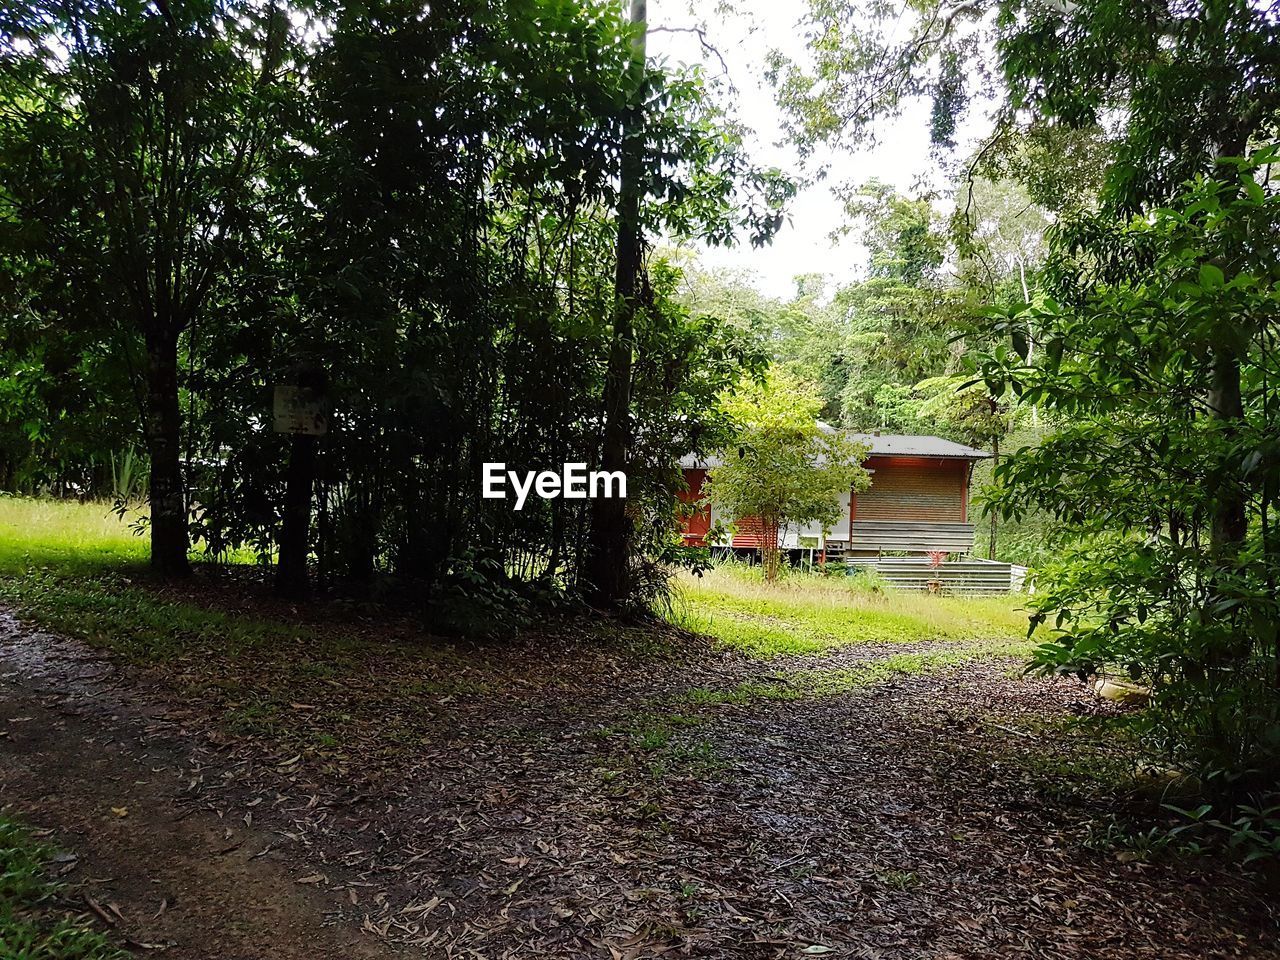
[792,489,851,547]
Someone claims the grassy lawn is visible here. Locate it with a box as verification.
[670,564,1037,658]
[0,496,149,576]
[0,816,127,959]
[0,498,326,664]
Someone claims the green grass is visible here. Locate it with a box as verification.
[0,816,129,960]
[0,499,381,668]
[593,712,725,781]
[0,498,477,757]
[669,566,1038,658]
[0,496,149,576]
[0,495,259,578]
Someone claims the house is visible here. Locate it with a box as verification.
[678,432,992,558]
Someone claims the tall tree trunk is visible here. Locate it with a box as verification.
[276,432,317,599]
[587,0,646,607]
[144,327,190,578]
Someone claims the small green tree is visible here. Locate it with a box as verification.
[708,371,869,581]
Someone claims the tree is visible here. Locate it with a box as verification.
[0,0,302,577]
[995,0,1280,563]
[708,371,869,581]
[587,0,647,607]
[837,180,947,286]
[0,0,788,607]
[980,152,1280,791]
[829,183,975,432]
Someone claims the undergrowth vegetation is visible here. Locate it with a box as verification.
[0,816,127,959]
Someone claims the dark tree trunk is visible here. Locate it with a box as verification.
[586,0,646,607]
[144,328,190,578]
[276,432,317,599]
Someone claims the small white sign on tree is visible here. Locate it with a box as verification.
[273,386,328,436]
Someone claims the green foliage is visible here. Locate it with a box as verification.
[682,180,1015,438]
[768,0,989,160]
[996,0,1280,214]
[1169,801,1280,865]
[981,153,1280,801]
[0,0,791,600]
[708,370,869,579]
[837,180,947,286]
[0,817,130,960]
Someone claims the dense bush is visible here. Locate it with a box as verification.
[985,154,1280,805]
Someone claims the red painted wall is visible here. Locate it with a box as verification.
[678,469,711,545]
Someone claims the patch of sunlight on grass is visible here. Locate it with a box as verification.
[0,496,150,574]
[668,565,1038,658]
[0,574,310,664]
[0,496,261,577]
[0,496,289,668]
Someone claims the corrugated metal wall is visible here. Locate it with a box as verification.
[730,515,765,549]
[856,457,966,522]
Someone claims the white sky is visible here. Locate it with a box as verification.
[647,0,992,299]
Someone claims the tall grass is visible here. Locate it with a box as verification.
[0,496,149,574]
[669,564,1037,658]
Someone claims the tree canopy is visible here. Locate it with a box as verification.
[0,0,789,608]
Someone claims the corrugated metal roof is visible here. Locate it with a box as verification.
[848,433,991,459]
[679,432,990,469]
[679,452,724,468]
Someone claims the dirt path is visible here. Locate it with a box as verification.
[1,607,1277,959]
[0,612,403,960]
